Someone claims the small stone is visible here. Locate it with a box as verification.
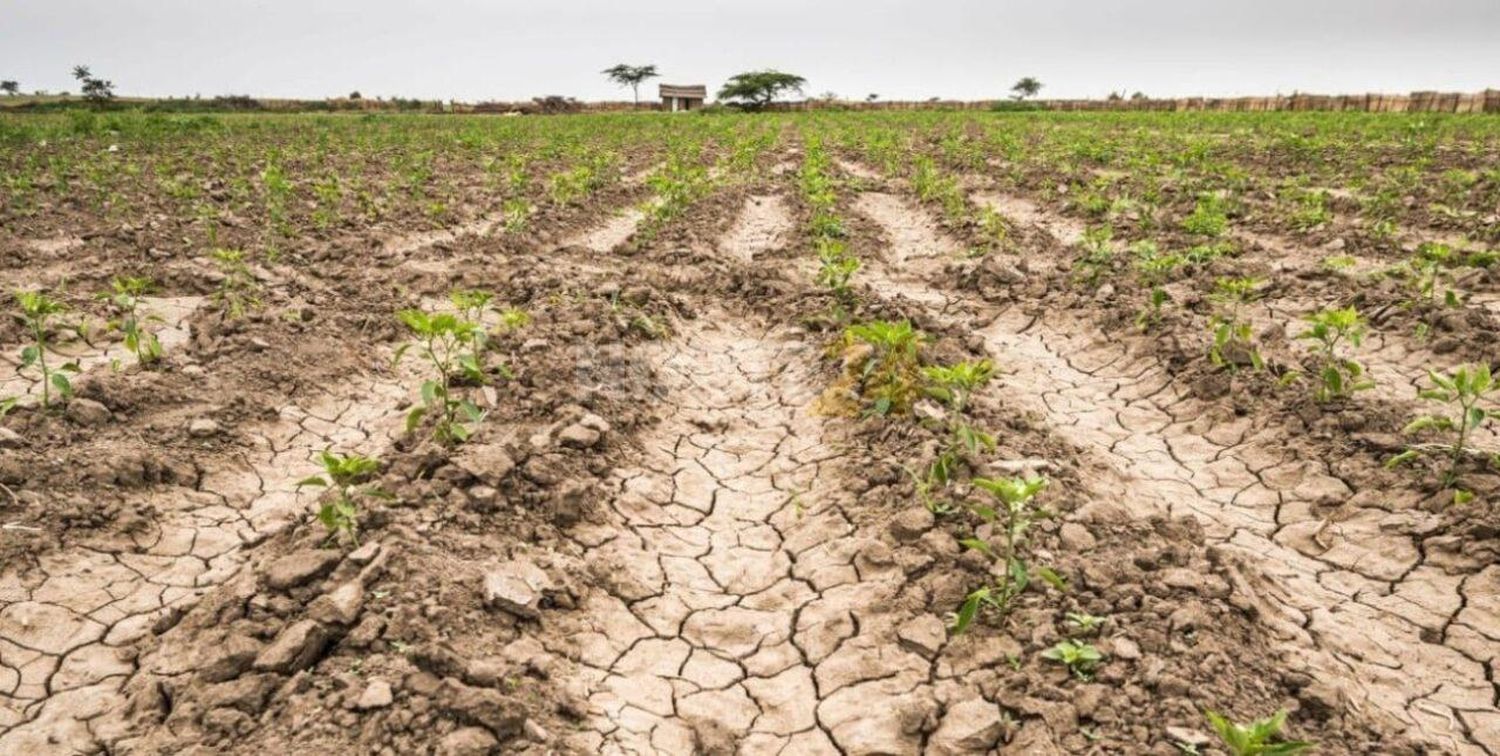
[252,619,330,673]
[1110,637,1141,660]
[354,679,394,710]
[483,559,551,618]
[1058,522,1097,551]
[523,719,549,743]
[198,634,263,683]
[889,508,935,541]
[1166,726,1212,749]
[188,417,221,437]
[454,444,516,487]
[521,338,549,353]
[557,423,601,449]
[248,337,271,351]
[308,580,365,626]
[66,398,111,426]
[929,698,1003,754]
[347,541,381,566]
[439,727,499,756]
[467,485,499,508]
[578,412,610,433]
[0,427,23,448]
[897,614,947,658]
[263,550,343,591]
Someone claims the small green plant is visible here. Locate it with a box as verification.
[952,476,1062,634]
[815,237,861,310]
[1296,306,1373,402]
[14,290,79,407]
[395,308,488,443]
[1208,277,1264,371]
[1136,287,1172,331]
[1041,639,1102,679]
[1203,709,1314,756]
[1182,193,1229,238]
[922,359,997,457]
[842,320,926,416]
[210,248,258,318]
[1388,363,1497,489]
[978,206,1011,253]
[99,276,162,367]
[1073,225,1114,287]
[501,198,532,234]
[297,450,383,547]
[1065,611,1106,635]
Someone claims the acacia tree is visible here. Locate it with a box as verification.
[1011,77,1043,101]
[72,65,115,107]
[717,70,806,111]
[602,64,660,107]
[1,81,19,97]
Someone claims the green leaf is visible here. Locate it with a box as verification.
[405,406,426,433]
[951,589,986,634]
[52,373,73,398]
[1385,449,1420,468]
[1035,565,1068,592]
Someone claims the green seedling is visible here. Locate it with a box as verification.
[952,476,1062,634]
[395,308,488,444]
[978,206,1011,253]
[1208,276,1264,372]
[1136,287,1172,331]
[14,290,79,407]
[99,276,162,367]
[210,248,259,318]
[1204,709,1314,756]
[842,320,926,416]
[1182,193,1229,238]
[1041,639,1102,680]
[816,237,861,309]
[922,359,997,457]
[297,450,383,547]
[1073,225,1115,287]
[1296,306,1373,402]
[1388,363,1497,490]
[1065,611,1106,635]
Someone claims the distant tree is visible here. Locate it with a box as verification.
[717,70,806,111]
[1,81,19,97]
[72,65,115,106]
[866,93,879,102]
[1107,91,1123,101]
[1011,76,1043,101]
[348,90,362,100]
[601,64,660,106]
[818,91,839,101]
[1131,91,1148,100]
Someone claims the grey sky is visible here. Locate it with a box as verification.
[3,0,1497,102]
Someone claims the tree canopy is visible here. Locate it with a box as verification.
[717,70,806,110]
[72,65,115,106]
[0,81,19,96]
[1011,77,1043,101]
[602,64,660,105]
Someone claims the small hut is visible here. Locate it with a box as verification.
[659,84,706,112]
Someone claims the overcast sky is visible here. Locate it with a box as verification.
[3,0,1497,102]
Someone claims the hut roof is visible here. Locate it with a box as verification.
[659,84,707,99]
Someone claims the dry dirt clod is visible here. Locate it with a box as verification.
[66,398,112,426]
[483,559,551,618]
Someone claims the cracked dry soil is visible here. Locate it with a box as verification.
[2,136,1497,756]
[847,182,1500,754]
